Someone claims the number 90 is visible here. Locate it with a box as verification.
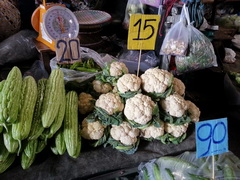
[197,122,227,157]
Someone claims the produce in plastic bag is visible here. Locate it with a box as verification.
[122,0,145,30]
[174,7,217,75]
[160,4,189,56]
[138,151,240,180]
[50,47,105,83]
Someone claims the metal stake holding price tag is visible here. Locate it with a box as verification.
[55,37,81,64]
[127,14,160,76]
[196,117,228,180]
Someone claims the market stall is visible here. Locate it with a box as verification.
[0,0,240,179]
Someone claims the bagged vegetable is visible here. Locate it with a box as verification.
[174,7,217,75]
[50,47,105,83]
[122,0,145,30]
[138,151,240,180]
[160,4,190,56]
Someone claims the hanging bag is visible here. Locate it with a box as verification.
[175,6,218,75]
[160,4,190,56]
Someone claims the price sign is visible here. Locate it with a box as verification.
[55,37,81,64]
[127,14,160,50]
[196,118,228,158]
[140,0,160,7]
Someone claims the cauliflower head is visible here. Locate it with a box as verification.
[93,80,112,94]
[95,92,124,115]
[164,122,189,138]
[110,121,140,146]
[140,68,173,93]
[186,100,201,123]
[173,77,185,96]
[117,74,141,93]
[109,62,129,76]
[81,118,105,140]
[160,93,188,117]
[124,94,156,125]
[140,121,165,139]
[78,92,94,114]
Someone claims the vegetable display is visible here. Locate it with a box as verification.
[138,151,240,180]
[0,62,201,174]
[0,67,81,174]
[80,61,201,154]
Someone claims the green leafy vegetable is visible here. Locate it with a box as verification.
[94,107,123,126]
[104,137,140,155]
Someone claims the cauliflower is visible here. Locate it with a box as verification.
[140,121,165,139]
[92,80,112,94]
[173,77,185,96]
[110,121,140,146]
[81,118,105,140]
[95,92,124,115]
[117,74,141,93]
[160,93,188,117]
[109,62,129,76]
[124,94,156,125]
[186,100,201,123]
[78,92,94,114]
[140,68,173,93]
[164,122,189,138]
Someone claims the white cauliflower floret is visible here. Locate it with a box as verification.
[78,92,94,114]
[161,93,188,117]
[173,77,185,96]
[140,121,165,139]
[140,68,173,93]
[165,123,189,137]
[117,74,141,93]
[124,94,156,125]
[81,119,105,140]
[92,80,112,94]
[109,62,129,76]
[110,121,140,146]
[95,92,124,115]
[186,100,201,123]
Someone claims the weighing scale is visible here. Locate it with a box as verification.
[31,0,79,51]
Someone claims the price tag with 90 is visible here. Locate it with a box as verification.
[196,118,228,158]
[127,14,160,50]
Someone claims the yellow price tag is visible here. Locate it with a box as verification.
[127,14,160,50]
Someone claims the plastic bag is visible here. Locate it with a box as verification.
[118,50,159,74]
[138,151,240,180]
[175,18,218,74]
[160,4,190,56]
[0,29,39,66]
[23,60,49,81]
[122,0,145,30]
[224,48,236,63]
[50,47,105,83]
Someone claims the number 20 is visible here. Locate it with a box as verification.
[197,122,226,157]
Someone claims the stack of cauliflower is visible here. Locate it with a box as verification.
[78,61,200,154]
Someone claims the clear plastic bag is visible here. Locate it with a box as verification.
[138,151,240,180]
[160,4,190,56]
[122,0,145,30]
[50,47,105,83]
[175,16,218,75]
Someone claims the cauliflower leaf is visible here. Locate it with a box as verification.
[159,133,187,144]
[94,106,124,126]
[104,137,140,155]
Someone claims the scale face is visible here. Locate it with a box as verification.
[43,6,79,40]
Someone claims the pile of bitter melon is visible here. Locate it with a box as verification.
[0,66,81,173]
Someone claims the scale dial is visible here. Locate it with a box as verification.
[43,6,79,40]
